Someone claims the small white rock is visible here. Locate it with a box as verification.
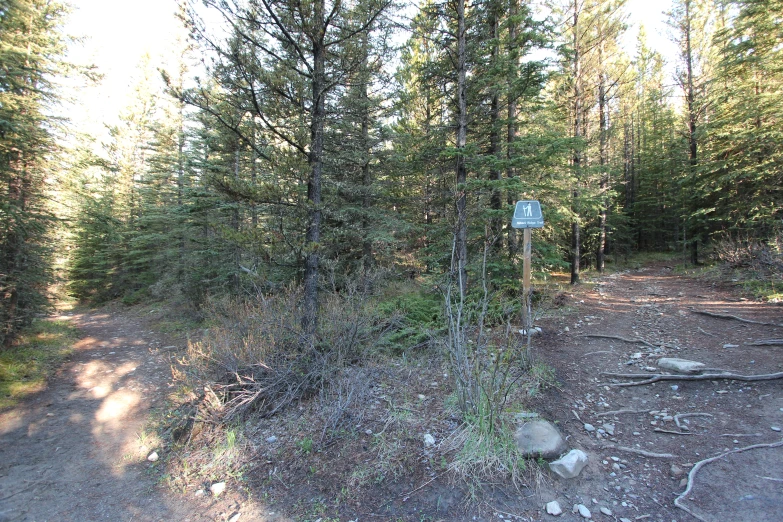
[210,482,226,497]
[584,423,596,432]
[772,426,782,432]
[424,434,436,447]
[228,514,241,522]
[577,504,592,519]
[147,451,159,462]
[600,507,612,516]
[545,500,563,516]
[194,489,205,497]
[365,429,373,435]
[266,435,278,443]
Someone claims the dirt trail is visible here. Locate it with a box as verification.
[0,309,267,522]
[530,264,783,522]
[1,265,782,522]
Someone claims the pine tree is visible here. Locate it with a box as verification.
[0,0,68,345]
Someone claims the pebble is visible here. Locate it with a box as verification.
[772,426,781,432]
[228,514,241,522]
[147,451,159,462]
[679,478,688,488]
[266,436,278,443]
[576,504,591,519]
[365,429,373,436]
[670,464,684,477]
[210,482,226,497]
[424,433,436,447]
[599,507,612,516]
[546,500,563,516]
[584,423,596,432]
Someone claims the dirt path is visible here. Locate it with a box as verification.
[530,264,783,521]
[0,309,266,522]
[1,265,782,522]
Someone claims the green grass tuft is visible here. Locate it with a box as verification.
[0,318,79,410]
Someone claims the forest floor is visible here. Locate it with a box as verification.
[1,261,782,522]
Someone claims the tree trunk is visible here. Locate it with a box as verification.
[570,1,581,285]
[506,0,519,257]
[489,5,502,243]
[303,0,326,338]
[455,0,468,296]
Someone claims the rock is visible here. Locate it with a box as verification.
[600,507,612,516]
[147,451,159,462]
[620,519,632,522]
[545,500,563,516]
[577,504,592,519]
[424,433,436,447]
[210,482,226,497]
[584,423,596,432]
[657,358,705,374]
[670,464,684,477]
[194,489,205,497]
[549,449,589,479]
[266,435,278,443]
[514,420,567,459]
[228,514,241,522]
[679,478,688,488]
[771,426,781,432]
[601,423,615,436]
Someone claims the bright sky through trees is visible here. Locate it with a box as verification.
[64,0,674,136]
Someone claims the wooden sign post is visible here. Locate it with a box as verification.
[512,201,544,355]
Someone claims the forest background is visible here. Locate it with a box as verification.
[1,0,781,406]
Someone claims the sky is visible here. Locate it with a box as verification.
[63,0,677,137]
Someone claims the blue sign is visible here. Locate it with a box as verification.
[512,200,544,229]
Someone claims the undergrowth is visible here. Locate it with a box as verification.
[0,317,78,410]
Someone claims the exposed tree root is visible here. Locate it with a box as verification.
[654,428,693,435]
[690,309,783,328]
[747,339,783,346]
[601,371,783,387]
[595,408,650,417]
[579,334,657,348]
[674,439,783,522]
[600,444,674,458]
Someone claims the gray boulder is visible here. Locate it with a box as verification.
[514,419,567,459]
[549,449,589,479]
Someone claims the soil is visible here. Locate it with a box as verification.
[2,263,782,522]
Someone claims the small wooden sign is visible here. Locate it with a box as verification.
[512,200,544,229]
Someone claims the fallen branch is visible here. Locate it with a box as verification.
[601,444,674,458]
[747,339,783,346]
[674,439,783,521]
[583,350,614,357]
[595,408,650,417]
[674,413,713,430]
[697,327,717,338]
[690,309,783,328]
[720,433,762,438]
[654,428,693,436]
[601,371,783,387]
[579,334,657,349]
[756,475,783,482]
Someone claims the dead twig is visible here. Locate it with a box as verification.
[596,408,650,417]
[654,428,693,435]
[756,475,783,482]
[690,309,783,328]
[674,440,783,521]
[697,327,717,338]
[601,444,674,458]
[720,433,762,438]
[602,371,783,387]
[747,339,783,346]
[579,334,657,349]
[583,350,614,356]
[674,413,713,430]
[400,470,448,500]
